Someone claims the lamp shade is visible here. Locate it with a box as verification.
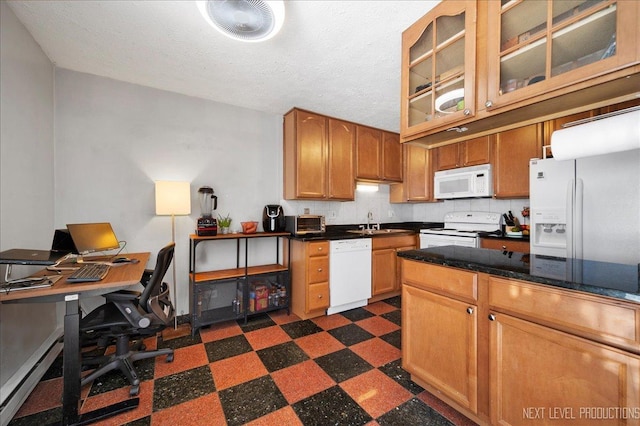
[155,181,191,216]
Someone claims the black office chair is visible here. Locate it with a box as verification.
[79,242,176,396]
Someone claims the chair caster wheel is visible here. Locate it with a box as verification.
[130,385,140,396]
[166,353,174,362]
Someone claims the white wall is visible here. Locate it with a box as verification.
[54,69,284,316]
[0,1,58,390]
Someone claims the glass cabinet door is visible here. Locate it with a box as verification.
[401,1,476,137]
[488,0,628,108]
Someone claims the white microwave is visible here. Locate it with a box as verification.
[434,163,493,199]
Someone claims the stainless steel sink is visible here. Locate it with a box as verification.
[346,229,413,236]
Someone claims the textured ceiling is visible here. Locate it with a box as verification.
[8,0,439,132]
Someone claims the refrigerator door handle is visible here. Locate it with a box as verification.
[574,178,584,259]
[566,179,574,258]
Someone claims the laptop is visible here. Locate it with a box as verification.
[0,229,78,265]
[0,248,68,265]
[66,223,120,255]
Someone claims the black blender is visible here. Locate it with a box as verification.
[197,186,218,236]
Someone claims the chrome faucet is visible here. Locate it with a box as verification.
[365,212,380,231]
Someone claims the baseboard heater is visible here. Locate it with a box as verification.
[0,328,63,426]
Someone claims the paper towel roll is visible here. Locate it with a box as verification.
[551,109,640,160]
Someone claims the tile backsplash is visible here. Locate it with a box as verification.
[281,185,530,226]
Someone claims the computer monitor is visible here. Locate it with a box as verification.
[66,223,120,255]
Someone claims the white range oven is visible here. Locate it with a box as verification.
[419,211,502,249]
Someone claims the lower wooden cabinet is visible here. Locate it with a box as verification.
[288,240,330,319]
[401,259,640,426]
[490,313,640,426]
[480,238,529,253]
[371,235,416,298]
[403,284,479,414]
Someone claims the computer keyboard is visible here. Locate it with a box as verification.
[67,263,110,283]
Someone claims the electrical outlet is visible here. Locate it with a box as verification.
[211,289,218,298]
[388,210,395,218]
[328,211,337,219]
[304,207,310,214]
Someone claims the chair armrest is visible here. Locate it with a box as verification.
[141,269,154,287]
[111,300,151,329]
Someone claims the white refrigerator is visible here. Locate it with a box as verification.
[529,149,640,266]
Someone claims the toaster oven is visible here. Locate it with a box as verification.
[285,215,325,235]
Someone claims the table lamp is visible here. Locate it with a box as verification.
[155,181,191,328]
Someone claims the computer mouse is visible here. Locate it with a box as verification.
[113,257,132,264]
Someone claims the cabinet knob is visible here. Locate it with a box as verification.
[502,245,507,250]
[485,100,493,108]
[317,268,322,272]
[466,307,474,315]
[463,108,471,116]
[318,294,323,299]
[488,314,496,321]
[318,247,323,251]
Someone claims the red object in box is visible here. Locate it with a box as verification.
[250,284,269,312]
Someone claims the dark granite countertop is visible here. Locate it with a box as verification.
[288,222,442,242]
[398,246,640,304]
[479,233,530,243]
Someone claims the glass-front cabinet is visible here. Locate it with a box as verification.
[486,0,637,110]
[401,0,476,138]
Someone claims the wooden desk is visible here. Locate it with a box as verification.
[0,252,150,425]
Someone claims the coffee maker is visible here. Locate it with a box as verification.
[197,186,218,236]
[262,205,285,232]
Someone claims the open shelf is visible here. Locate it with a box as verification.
[191,264,288,283]
[189,233,291,336]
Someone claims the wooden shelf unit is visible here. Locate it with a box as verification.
[188,232,291,336]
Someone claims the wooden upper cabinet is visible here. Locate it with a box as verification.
[382,132,403,182]
[401,0,639,146]
[435,136,491,171]
[284,110,327,199]
[356,126,402,182]
[283,109,354,201]
[484,0,640,112]
[463,136,491,167]
[434,144,460,171]
[327,119,356,200]
[390,144,436,203]
[600,98,640,114]
[492,123,543,199]
[401,0,477,139]
[356,125,382,180]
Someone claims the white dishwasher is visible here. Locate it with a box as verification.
[327,238,372,315]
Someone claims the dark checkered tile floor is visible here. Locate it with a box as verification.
[9,297,478,425]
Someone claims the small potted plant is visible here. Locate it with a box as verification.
[217,213,232,234]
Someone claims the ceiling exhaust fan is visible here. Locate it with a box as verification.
[197,0,285,42]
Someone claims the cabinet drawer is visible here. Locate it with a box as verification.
[308,256,329,283]
[308,241,329,257]
[489,276,640,353]
[402,260,477,302]
[480,238,529,253]
[307,282,329,312]
[372,234,416,250]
